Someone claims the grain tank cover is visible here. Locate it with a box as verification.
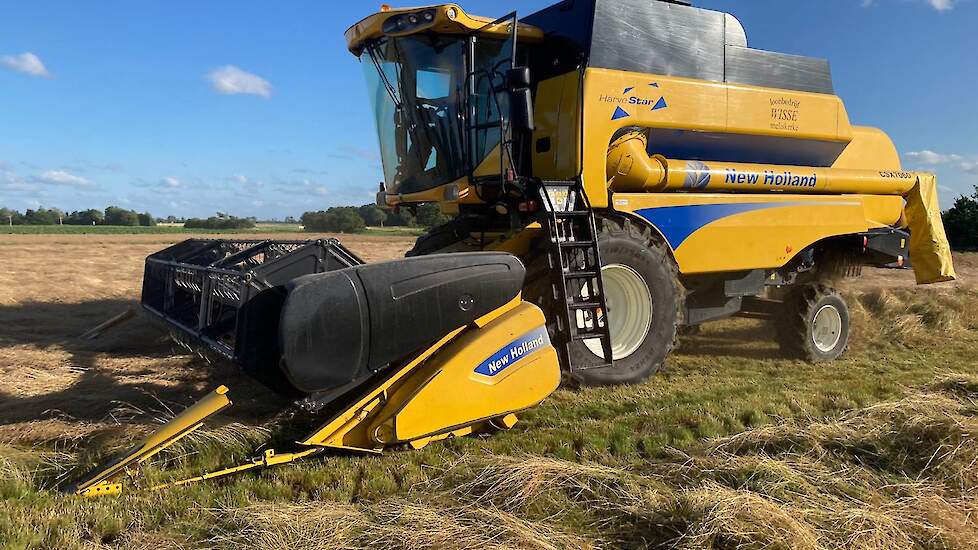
[523,0,834,95]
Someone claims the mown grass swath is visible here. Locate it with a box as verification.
[2,286,978,548]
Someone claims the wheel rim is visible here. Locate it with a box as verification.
[812,304,843,353]
[583,264,652,361]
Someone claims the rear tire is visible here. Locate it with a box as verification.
[526,215,683,386]
[776,284,849,362]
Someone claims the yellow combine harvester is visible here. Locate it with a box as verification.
[71,0,955,496]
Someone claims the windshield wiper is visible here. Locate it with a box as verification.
[367,42,401,109]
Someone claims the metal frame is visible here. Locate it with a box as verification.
[141,239,362,364]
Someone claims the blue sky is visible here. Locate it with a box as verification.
[1,0,975,219]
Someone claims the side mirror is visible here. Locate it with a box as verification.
[506,67,535,132]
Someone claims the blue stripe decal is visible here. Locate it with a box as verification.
[635,202,806,250]
[474,327,550,377]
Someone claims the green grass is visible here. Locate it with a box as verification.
[3,287,978,548]
[362,226,426,237]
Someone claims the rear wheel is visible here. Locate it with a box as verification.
[776,284,850,362]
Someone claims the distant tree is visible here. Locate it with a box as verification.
[358,204,387,227]
[137,212,157,226]
[385,208,416,227]
[416,203,449,228]
[24,208,59,225]
[302,207,366,233]
[0,207,24,225]
[285,215,297,224]
[944,185,978,250]
[164,215,178,224]
[184,216,255,230]
[66,209,104,225]
[104,206,140,226]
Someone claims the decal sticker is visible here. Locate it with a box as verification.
[683,160,711,190]
[600,82,668,120]
[770,97,801,132]
[474,327,550,377]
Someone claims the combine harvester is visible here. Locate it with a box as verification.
[70,0,955,496]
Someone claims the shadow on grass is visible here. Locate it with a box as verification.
[677,320,784,361]
[0,298,289,427]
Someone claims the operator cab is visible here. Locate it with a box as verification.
[347,5,541,204]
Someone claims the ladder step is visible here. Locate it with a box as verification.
[575,362,613,371]
[564,271,598,279]
[558,240,595,248]
[573,331,610,340]
[568,302,603,310]
[554,211,591,218]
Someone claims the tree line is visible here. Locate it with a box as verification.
[300,204,447,233]
[0,203,449,233]
[0,206,155,226]
[943,185,978,251]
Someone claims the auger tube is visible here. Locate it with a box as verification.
[607,131,918,195]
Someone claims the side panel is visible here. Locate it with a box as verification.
[612,193,905,274]
[372,301,561,442]
[832,126,903,171]
[532,71,583,181]
[581,67,853,207]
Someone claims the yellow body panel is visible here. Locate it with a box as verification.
[581,68,856,208]
[533,72,583,181]
[370,302,560,443]
[833,126,902,170]
[301,298,559,451]
[613,193,905,274]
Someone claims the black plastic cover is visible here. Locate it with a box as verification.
[279,252,526,394]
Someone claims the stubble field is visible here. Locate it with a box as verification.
[2,232,978,549]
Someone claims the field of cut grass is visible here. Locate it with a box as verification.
[1,236,977,549]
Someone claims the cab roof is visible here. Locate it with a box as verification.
[345,4,543,55]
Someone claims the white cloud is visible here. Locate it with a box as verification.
[152,177,187,194]
[232,174,248,184]
[926,0,955,10]
[906,150,978,175]
[207,65,272,99]
[0,52,52,78]
[862,0,956,10]
[905,150,963,165]
[34,170,93,187]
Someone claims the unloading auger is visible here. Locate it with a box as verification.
[69,240,560,496]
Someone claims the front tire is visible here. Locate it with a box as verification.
[776,284,850,362]
[527,215,683,386]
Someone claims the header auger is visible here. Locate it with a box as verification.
[72,0,954,495]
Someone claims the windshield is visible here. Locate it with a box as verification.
[363,36,466,195]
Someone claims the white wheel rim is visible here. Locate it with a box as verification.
[812,304,843,353]
[583,264,652,360]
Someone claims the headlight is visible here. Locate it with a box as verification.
[383,9,438,34]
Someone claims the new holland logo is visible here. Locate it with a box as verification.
[683,160,711,190]
[600,83,668,121]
